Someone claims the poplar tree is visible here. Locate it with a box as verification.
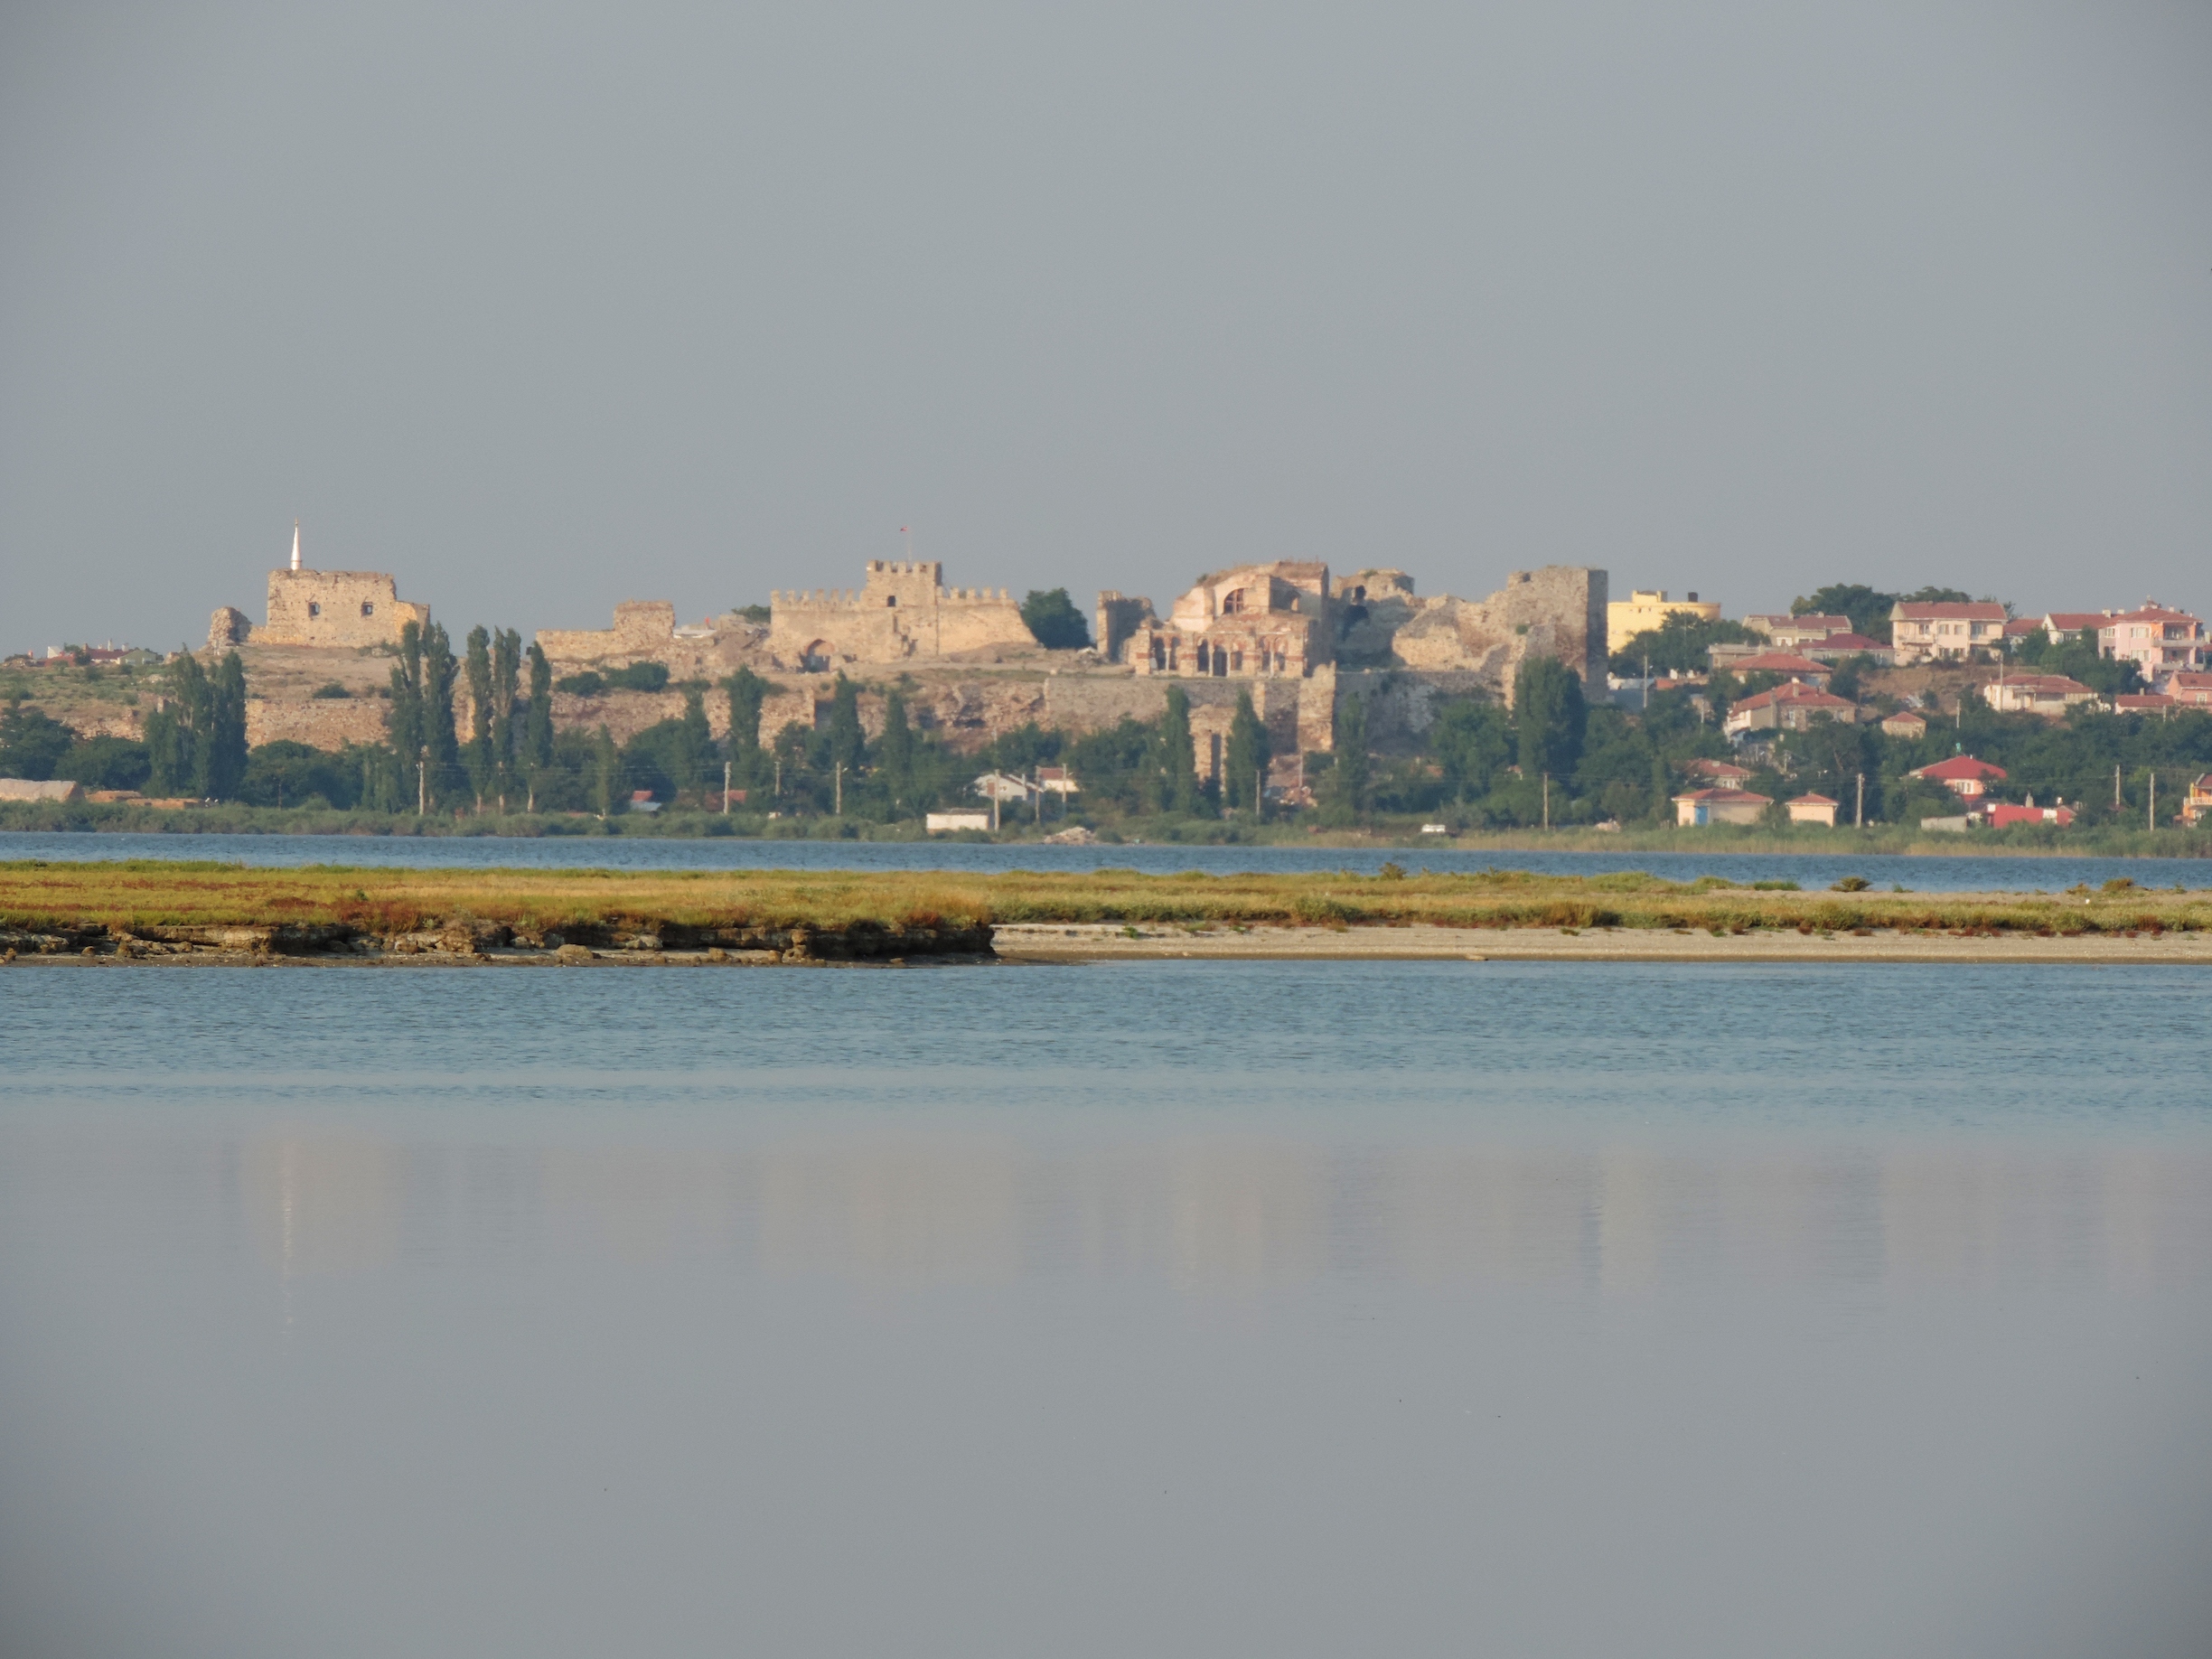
[827,675,865,776]
[146,653,213,795]
[1223,689,1270,814]
[1321,693,1369,822]
[464,625,495,802]
[388,622,426,776]
[524,642,554,770]
[491,628,520,804]
[206,651,249,800]
[592,726,622,816]
[419,623,462,801]
[679,685,712,792]
[1156,686,1201,815]
[723,667,768,789]
[878,689,914,811]
[1513,656,1587,781]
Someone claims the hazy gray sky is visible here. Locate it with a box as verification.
[4,0,2208,651]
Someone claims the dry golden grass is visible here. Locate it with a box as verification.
[2,860,2206,939]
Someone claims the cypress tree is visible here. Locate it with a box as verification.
[1223,689,1270,813]
[1156,686,1200,814]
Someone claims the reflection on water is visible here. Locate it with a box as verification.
[220,1130,2212,1297]
[5,961,2210,1659]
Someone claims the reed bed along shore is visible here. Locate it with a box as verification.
[2,861,2207,963]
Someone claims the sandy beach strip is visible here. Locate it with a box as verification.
[991,923,2212,965]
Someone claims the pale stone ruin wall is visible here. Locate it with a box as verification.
[1094,592,1156,663]
[536,601,773,681]
[245,698,391,751]
[768,562,1036,669]
[1387,566,1607,704]
[252,570,429,649]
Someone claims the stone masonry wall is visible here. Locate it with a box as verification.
[1388,566,1607,703]
[255,570,430,649]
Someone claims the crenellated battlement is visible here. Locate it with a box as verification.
[768,559,1035,668]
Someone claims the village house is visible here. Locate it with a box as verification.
[2096,605,2205,677]
[1785,792,1840,827]
[1879,708,1928,738]
[1673,787,1770,826]
[2029,612,2110,645]
[1982,675,2097,717]
[1980,801,2075,830]
[1742,613,1853,651]
[2157,671,2212,706]
[1724,680,1856,736]
[1912,755,2006,798]
[2182,775,2212,829]
[1889,601,2007,664]
[1801,633,1894,665]
[2113,694,2174,716]
[1681,757,1755,790]
[1728,651,1832,687]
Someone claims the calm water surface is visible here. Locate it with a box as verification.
[7,828,2212,891]
[2,961,2207,1657]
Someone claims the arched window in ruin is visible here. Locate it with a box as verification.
[1230,648,1243,673]
[801,641,831,673]
[1221,589,1246,614]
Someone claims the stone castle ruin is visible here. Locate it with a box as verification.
[767,560,1035,670]
[211,567,430,651]
[191,534,1605,777]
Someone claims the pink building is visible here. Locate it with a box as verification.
[1891,601,2007,663]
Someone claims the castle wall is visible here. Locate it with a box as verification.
[537,601,773,681]
[768,561,1035,669]
[1387,566,1607,703]
[245,698,391,751]
[1095,592,1155,663]
[253,570,428,649]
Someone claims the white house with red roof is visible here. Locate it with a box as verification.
[1785,792,1839,827]
[1743,614,1853,650]
[1890,601,2007,663]
[1982,674,2097,717]
[1911,755,2007,798]
[1725,680,1857,736]
[1681,757,1755,789]
[1673,787,1771,826]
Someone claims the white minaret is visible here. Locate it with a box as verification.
[290,520,301,572]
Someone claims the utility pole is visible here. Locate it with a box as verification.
[773,754,782,799]
[834,761,843,816]
[2115,764,2122,811]
[417,746,427,817]
[1542,772,1550,831]
[723,760,732,815]
[1855,771,1864,829]
[991,786,1000,832]
[2149,770,2155,832]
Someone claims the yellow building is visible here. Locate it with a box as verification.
[1607,588,1720,653]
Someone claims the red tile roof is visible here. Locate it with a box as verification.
[1786,792,1839,806]
[1895,602,2006,621]
[1732,651,1829,676]
[1913,755,2007,783]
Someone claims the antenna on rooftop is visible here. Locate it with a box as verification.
[290,520,301,572]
